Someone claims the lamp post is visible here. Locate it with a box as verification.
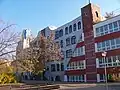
[102,51,108,90]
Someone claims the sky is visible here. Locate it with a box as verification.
[0,0,120,36]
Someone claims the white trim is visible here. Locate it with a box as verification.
[97,74,100,82]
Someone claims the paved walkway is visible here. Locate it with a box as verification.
[59,83,120,90]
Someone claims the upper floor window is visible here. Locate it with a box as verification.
[95,11,99,17]
[73,23,76,31]
[78,21,81,30]
[104,25,108,34]
[96,37,120,52]
[66,38,70,46]
[95,20,120,37]
[60,40,63,48]
[69,25,72,33]
[108,23,113,33]
[59,29,63,37]
[116,38,120,47]
[71,36,76,44]
[65,27,68,35]
[55,31,59,39]
[113,21,118,31]
[96,28,100,36]
[51,64,56,72]
[118,20,120,28]
[61,63,64,71]
[41,29,46,36]
[56,64,60,71]
[66,49,72,58]
[100,26,104,36]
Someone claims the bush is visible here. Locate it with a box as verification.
[0,73,17,84]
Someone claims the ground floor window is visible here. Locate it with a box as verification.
[98,73,120,82]
[68,75,85,82]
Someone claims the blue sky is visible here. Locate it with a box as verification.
[0,0,120,35]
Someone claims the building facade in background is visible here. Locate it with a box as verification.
[16,3,120,82]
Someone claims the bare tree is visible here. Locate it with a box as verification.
[0,21,20,59]
[105,12,115,19]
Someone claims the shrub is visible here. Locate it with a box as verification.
[0,73,17,84]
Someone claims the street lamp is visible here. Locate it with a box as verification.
[102,51,108,90]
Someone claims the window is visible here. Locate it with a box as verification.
[69,25,72,33]
[78,47,84,56]
[68,60,85,70]
[97,43,101,51]
[118,20,120,29]
[59,29,63,37]
[66,49,72,58]
[65,27,68,35]
[55,31,59,39]
[41,29,46,36]
[98,55,120,68]
[106,40,110,50]
[60,40,63,48]
[46,66,49,71]
[100,26,104,36]
[102,41,105,50]
[95,11,99,17]
[116,38,120,48]
[71,36,76,44]
[96,28,100,36]
[51,64,56,72]
[109,23,113,33]
[73,23,76,31]
[107,57,112,66]
[61,63,64,71]
[66,38,70,46]
[111,39,115,49]
[104,25,108,34]
[100,74,105,81]
[113,21,118,31]
[78,21,81,30]
[57,64,60,71]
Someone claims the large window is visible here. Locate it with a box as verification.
[97,55,120,68]
[66,38,70,46]
[73,23,76,31]
[78,21,81,30]
[96,38,120,52]
[69,25,72,33]
[68,75,84,82]
[95,20,120,37]
[71,36,76,44]
[73,46,85,57]
[67,60,85,70]
[65,27,68,35]
[51,64,56,72]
